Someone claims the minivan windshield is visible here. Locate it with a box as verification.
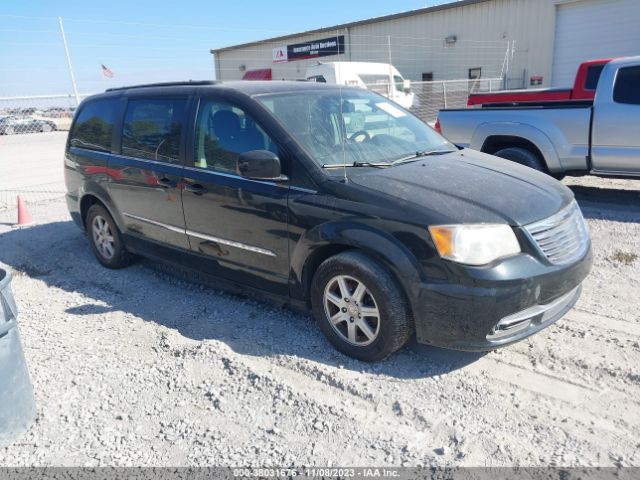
[257,89,454,167]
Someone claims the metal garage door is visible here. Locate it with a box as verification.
[552,0,640,87]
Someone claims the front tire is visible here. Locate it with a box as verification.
[494,147,545,172]
[86,204,134,269]
[311,251,413,362]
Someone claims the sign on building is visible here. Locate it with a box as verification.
[272,46,288,63]
[272,35,345,63]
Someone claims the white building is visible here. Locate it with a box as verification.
[211,0,640,88]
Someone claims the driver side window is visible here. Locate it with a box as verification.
[194,100,277,173]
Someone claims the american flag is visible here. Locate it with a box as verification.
[101,64,114,78]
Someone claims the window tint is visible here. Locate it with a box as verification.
[121,98,186,163]
[613,66,640,105]
[308,75,327,83]
[194,100,276,173]
[584,64,605,91]
[70,99,117,152]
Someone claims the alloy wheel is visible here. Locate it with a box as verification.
[323,275,380,346]
[92,215,115,260]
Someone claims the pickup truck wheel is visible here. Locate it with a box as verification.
[494,147,545,172]
[311,251,413,362]
[86,204,134,269]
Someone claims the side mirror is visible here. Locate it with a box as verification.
[237,150,287,181]
[403,79,412,93]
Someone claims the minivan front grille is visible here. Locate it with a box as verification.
[525,201,589,266]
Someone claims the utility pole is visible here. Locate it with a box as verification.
[58,16,80,106]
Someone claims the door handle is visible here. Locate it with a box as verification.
[157,177,176,188]
[184,183,208,195]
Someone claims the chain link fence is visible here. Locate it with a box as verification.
[364,77,502,124]
[0,182,67,213]
[0,94,93,135]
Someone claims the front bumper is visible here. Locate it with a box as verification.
[412,245,593,351]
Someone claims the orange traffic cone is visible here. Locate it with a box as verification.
[17,195,32,226]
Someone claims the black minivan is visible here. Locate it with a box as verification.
[65,81,592,361]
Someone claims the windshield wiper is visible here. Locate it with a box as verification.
[352,161,391,168]
[391,150,456,165]
[322,161,391,169]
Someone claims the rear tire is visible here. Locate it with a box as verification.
[310,250,413,362]
[494,147,545,172]
[85,204,134,269]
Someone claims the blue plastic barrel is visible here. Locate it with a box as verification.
[0,268,36,449]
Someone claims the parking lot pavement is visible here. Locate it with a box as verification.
[0,135,639,467]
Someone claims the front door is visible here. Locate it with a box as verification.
[108,96,190,250]
[591,65,640,174]
[181,98,289,294]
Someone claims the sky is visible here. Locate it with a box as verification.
[0,0,452,99]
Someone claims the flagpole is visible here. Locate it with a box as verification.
[58,16,80,106]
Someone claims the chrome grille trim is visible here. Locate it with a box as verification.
[524,201,589,266]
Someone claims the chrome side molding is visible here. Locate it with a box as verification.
[122,212,277,257]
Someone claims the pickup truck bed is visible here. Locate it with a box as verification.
[441,102,593,173]
[467,58,610,107]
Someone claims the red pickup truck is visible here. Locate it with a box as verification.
[467,58,612,106]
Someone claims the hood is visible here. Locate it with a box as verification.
[346,149,574,226]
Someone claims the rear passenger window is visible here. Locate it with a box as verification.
[70,99,116,152]
[121,98,186,163]
[193,100,277,173]
[613,67,640,105]
[584,65,605,91]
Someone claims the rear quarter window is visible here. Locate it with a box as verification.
[613,66,640,105]
[69,98,117,152]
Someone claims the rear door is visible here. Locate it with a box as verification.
[591,65,640,174]
[108,96,191,249]
[181,96,289,294]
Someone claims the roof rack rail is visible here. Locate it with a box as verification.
[106,80,217,92]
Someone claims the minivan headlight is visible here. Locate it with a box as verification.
[428,224,521,266]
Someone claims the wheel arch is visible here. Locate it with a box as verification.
[78,188,123,232]
[470,123,562,172]
[291,222,422,312]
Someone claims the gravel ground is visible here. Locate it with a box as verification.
[0,134,639,467]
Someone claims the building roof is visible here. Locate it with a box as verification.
[210,0,492,54]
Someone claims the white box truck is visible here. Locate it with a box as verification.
[305,62,415,110]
